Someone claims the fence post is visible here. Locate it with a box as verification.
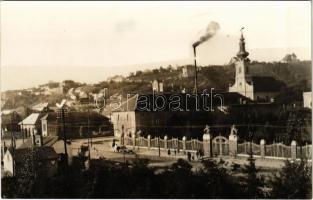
[164,135,168,150]
[291,140,297,160]
[203,133,211,157]
[132,134,136,149]
[260,139,266,159]
[120,135,124,146]
[147,135,151,149]
[182,136,186,154]
[228,133,238,158]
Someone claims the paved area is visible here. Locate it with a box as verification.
[52,137,287,170]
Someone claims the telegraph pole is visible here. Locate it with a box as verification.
[61,107,68,165]
[56,100,68,166]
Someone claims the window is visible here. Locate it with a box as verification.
[43,124,47,132]
[117,114,119,121]
[239,82,242,86]
[239,67,242,74]
[127,114,128,121]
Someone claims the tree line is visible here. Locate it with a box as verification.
[2,153,311,199]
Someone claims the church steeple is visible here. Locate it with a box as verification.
[236,28,249,59]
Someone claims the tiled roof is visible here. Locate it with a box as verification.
[112,92,251,112]
[112,95,138,112]
[18,113,40,125]
[18,136,58,149]
[42,111,110,125]
[250,76,285,92]
[8,146,58,163]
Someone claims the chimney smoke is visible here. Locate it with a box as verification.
[192,21,220,94]
[192,21,220,48]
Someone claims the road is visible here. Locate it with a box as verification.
[52,137,286,171]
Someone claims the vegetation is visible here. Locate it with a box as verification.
[270,159,312,199]
[2,153,312,199]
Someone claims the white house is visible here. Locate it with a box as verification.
[18,113,42,137]
[303,92,312,108]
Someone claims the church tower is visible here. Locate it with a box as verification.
[229,30,254,100]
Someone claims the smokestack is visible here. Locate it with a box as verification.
[192,21,220,94]
[193,46,198,94]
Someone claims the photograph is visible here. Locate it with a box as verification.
[0,1,311,199]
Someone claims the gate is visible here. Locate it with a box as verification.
[212,136,229,156]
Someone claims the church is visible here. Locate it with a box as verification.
[229,31,285,102]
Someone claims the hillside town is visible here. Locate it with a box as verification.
[1,30,312,198]
[0,1,311,198]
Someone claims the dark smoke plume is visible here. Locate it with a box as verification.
[193,21,220,48]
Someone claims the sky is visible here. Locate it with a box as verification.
[0,1,311,91]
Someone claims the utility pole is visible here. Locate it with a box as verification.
[56,100,68,166]
[61,107,68,166]
[193,46,198,94]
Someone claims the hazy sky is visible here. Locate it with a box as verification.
[1,1,311,91]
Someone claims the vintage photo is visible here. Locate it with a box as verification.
[0,1,311,199]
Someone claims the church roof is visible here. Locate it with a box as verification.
[250,76,285,92]
[112,92,252,112]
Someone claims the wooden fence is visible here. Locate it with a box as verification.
[120,135,312,160]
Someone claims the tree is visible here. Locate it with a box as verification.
[270,159,312,198]
[242,151,265,198]
[196,158,243,198]
[159,159,194,198]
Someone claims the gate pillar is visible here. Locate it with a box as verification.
[203,133,212,157]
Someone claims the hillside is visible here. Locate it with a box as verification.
[1,60,311,114]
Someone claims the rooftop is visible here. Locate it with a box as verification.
[18,113,41,125]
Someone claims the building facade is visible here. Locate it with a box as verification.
[111,93,251,139]
[182,65,195,78]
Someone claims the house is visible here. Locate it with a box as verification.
[229,32,285,102]
[303,92,312,108]
[41,114,58,137]
[111,92,251,139]
[18,113,44,138]
[2,132,59,177]
[182,65,195,78]
[152,79,164,93]
[3,146,58,177]
[41,111,113,139]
